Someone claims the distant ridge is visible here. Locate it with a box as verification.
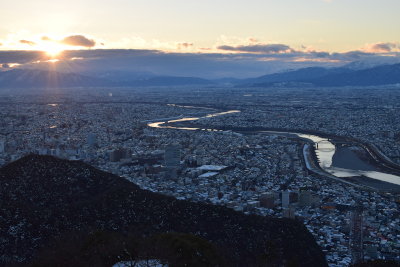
[0,69,215,88]
[0,155,327,266]
[0,69,114,88]
[234,66,353,85]
[311,63,400,87]
[3,60,397,88]
[341,60,388,71]
[239,63,400,88]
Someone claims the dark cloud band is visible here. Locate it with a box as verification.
[0,47,398,78]
[217,44,293,54]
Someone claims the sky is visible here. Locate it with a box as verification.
[0,0,399,78]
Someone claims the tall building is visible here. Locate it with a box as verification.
[165,144,180,167]
[109,149,130,162]
[87,133,97,146]
[351,205,364,264]
[283,206,296,219]
[282,190,290,208]
[260,192,275,209]
[299,190,320,208]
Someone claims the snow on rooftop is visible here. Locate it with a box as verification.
[197,165,227,171]
[198,172,219,178]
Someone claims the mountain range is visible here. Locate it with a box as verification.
[244,63,400,88]
[0,155,327,266]
[0,61,399,88]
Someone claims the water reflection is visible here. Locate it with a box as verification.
[148,110,240,130]
[298,134,400,186]
[148,108,400,186]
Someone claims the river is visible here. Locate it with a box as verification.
[148,108,400,187]
[297,134,400,186]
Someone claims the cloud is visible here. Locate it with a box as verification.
[309,51,330,58]
[41,35,97,48]
[331,50,373,60]
[41,35,97,47]
[363,42,397,53]
[302,46,331,58]
[176,42,193,50]
[247,37,258,43]
[1,44,399,78]
[2,63,10,68]
[41,36,53,42]
[59,35,96,47]
[0,51,55,65]
[217,44,295,54]
[0,43,2,46]
[19,40,37,46]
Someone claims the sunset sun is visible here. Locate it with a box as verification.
[39,42,63,57]
[45,46,62,56]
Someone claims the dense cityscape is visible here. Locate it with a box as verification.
[1,86,400,266]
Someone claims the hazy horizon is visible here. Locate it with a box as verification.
[1,0,399,78]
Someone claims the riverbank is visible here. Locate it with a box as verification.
[347,175,400,191]
[149,114,400,191]
[302,144,373,190]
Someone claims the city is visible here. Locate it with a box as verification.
[1,86,400,266]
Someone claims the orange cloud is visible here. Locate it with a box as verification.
[363,42,397,53]
[176,42,193,50]
[60,35,96,47]
[19,39,37,46]
[42,35,96,48]
[247,37,258,43]
[41,36,53,42]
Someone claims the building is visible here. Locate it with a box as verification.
[299,190,320,208]
[165,144,180,167]
[87,133,97,146]
[283,206,296,219]
[109,149,130,162]
[260,192,275,209]
[282,190,290,208]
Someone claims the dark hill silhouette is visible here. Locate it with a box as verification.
[0,155,327,266]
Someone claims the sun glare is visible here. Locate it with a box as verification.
[46,47,62,56]
[41,43,63,56]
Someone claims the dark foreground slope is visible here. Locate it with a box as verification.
[0,155,327,266]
